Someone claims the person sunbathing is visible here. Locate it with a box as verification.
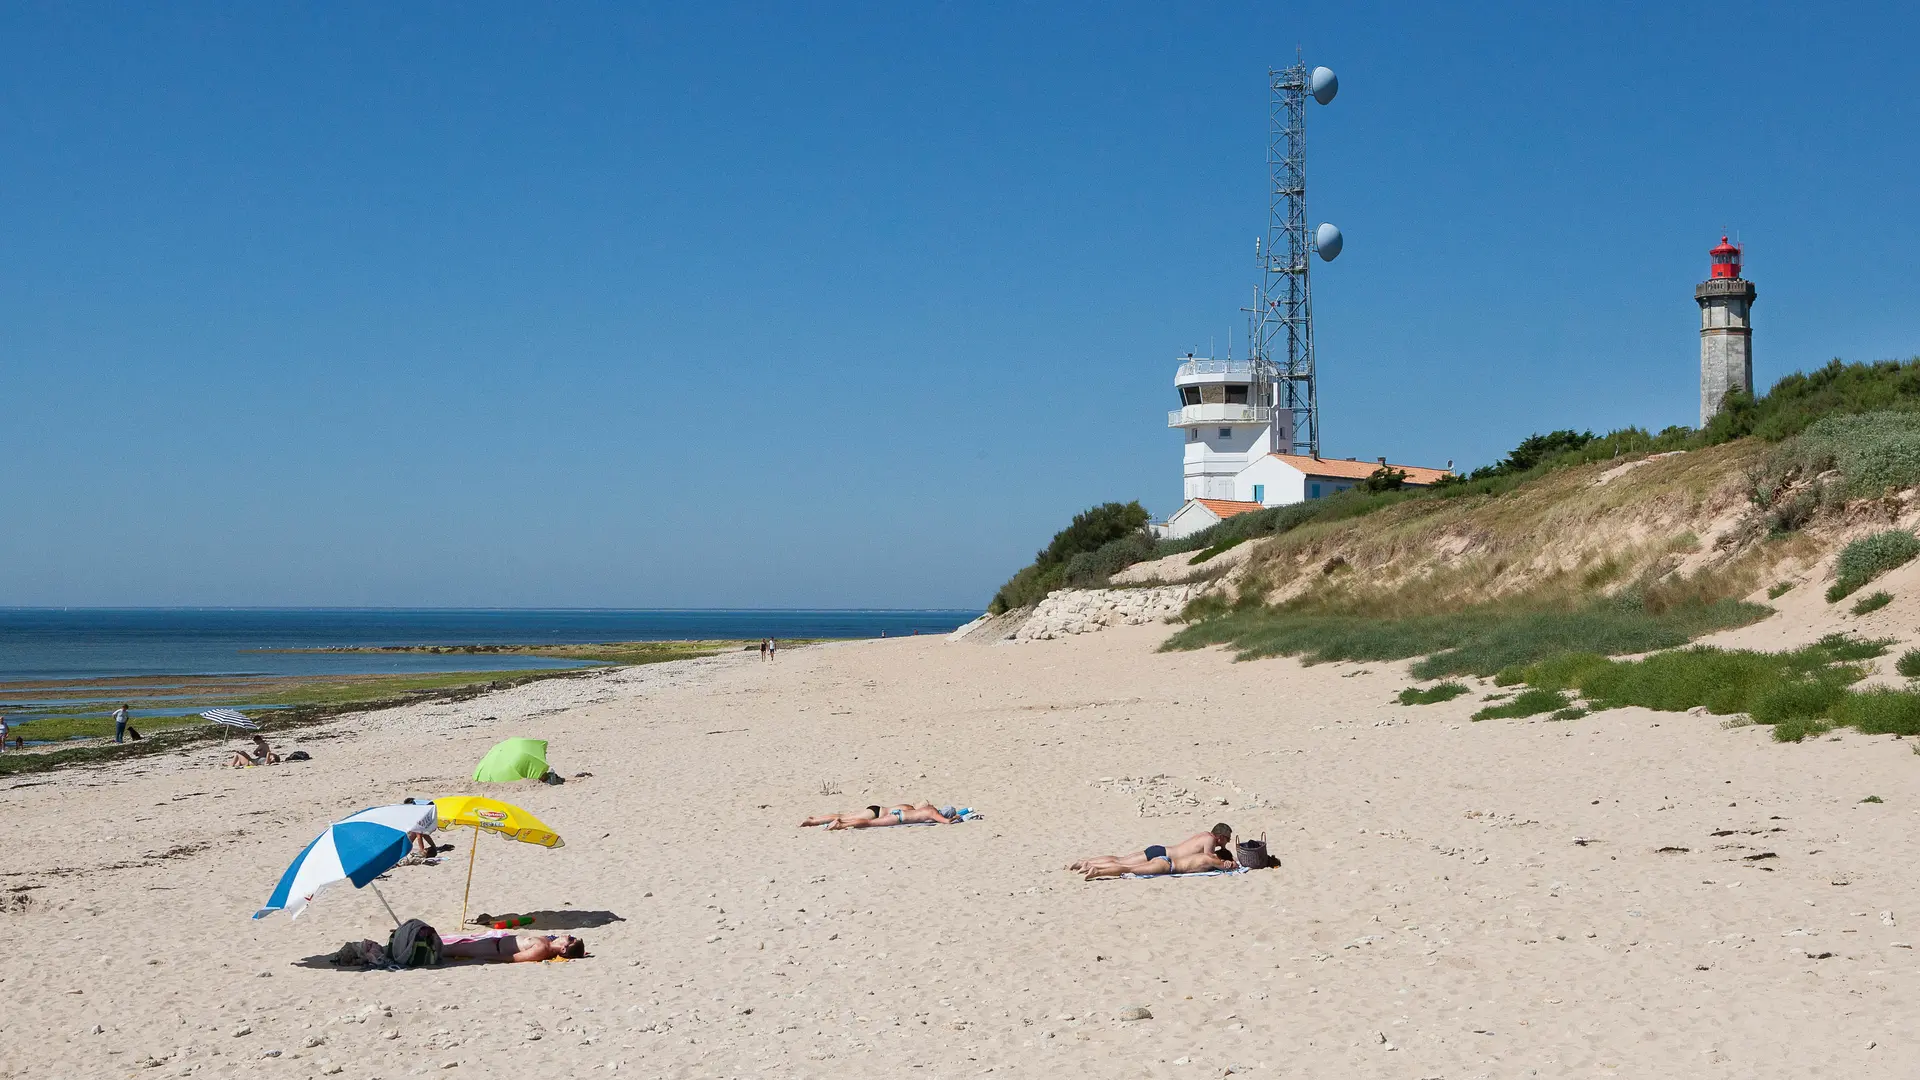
[228,735,280,768]
[1083,845,1238,880]
[1068,823,1233,874]
[799,803,961,829]
[442,932,586,963]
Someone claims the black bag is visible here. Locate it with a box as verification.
[285,750,311,761]
[388,919,443,968]
[1236,832,1277,870]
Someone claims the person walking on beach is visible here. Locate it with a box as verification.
[760,638,770,662]
[768,638,778,661]
[0,714,8,753]
[112,704,130,744]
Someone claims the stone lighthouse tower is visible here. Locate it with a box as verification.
[1697,236,1756,425]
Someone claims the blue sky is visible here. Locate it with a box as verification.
[2,2,1915,608]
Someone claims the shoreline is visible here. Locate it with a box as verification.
[3,627,1915,1077]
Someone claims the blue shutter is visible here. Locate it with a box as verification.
[1310,483,1321,499]
[1252,484,1265,503]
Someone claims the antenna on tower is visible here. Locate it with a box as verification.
[1251,57,1341,459]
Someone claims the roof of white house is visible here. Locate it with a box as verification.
[1192,498,1266,520]
[1270,454,1452,486]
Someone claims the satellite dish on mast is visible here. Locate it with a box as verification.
[1310,66,1338,105]
[1315,223,1343,261]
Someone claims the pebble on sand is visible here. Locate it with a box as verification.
[1119,1007,1152,1022]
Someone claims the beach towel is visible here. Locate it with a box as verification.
[1100,867,1251,881]
[810,808,982,828]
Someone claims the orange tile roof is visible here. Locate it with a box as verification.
[1193,498,1266,519]
[1270,454,1453,486]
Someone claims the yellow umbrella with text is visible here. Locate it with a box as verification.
[432,796,565,927]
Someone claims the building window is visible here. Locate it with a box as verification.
[1219,427,1232,439]
[1224,384,1249,405]
[1252,484,1265,503]
[1310,482,1321,499]
[1188,429,1198,442]
[1180,386,1201,406]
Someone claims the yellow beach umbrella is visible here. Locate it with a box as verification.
[432,796,565,927]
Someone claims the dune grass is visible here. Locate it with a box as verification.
[1471,687,1572,721]
[1897,649,1920,678]
[1496,633,1915,742]
[1827,530,1920,602]
[1396,682,1470,705]
[1163,595,1769,680]
[1852,591,1894,616]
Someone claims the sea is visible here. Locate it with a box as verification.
[0,608,979,738]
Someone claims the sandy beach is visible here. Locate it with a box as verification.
[4,624,1918,1079]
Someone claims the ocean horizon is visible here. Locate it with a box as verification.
[0,607,981,684]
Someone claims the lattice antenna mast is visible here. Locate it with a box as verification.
[1251,60,1338,458]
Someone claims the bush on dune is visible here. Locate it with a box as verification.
[988,502,1150,613]
[1825,531,1920,602]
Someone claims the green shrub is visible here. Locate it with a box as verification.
[1827,530,1920,602]
[1062,530,1157,588]
[1852,591,1894,615]
[1861,795,1885,803]
[1472,687,1571,721]
[1896,648,1920,677]
[990,502,1151,612]
[1767,581,1794,599]
[1358,466,1409,493]
[1396,682,1469,705]
[1548,706,1589,721]
[1770,714,1832,743]
[1767,409,1920,497]
[1831,689,1920,736]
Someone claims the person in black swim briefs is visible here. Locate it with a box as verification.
[1067,823,1234,875]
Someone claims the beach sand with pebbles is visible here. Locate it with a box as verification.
[3,623,1919,1079]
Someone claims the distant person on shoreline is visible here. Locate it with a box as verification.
[0,714,8,753]
[768,638,778,660]
[800,803,963,828]
[1068,824,1234,875]
[760,638,770,661]
[112,704,130,744]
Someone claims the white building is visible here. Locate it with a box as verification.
[1158,353,1452,539]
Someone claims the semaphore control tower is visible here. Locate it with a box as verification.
[1697,236,1756,426]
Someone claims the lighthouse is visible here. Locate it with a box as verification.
[1697,236,1756,426]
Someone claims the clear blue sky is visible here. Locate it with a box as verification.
[3,3,1914,609]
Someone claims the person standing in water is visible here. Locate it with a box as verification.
[112,704,130,744]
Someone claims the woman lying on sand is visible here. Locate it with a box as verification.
[442,933,586,963]
[800,803,962,829]
[1068,823,1234,874]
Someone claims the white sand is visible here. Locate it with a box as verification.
[4,626,1918,1078]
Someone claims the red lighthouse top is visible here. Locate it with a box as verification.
[1709,236,1743,279]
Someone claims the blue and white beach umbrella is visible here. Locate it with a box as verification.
[254,803,437,921]
[202,708,259,731]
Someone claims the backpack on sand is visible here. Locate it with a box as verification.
[388,919,443,968]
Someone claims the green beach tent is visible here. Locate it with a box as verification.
[472,738,551,783]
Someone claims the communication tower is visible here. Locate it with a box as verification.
[1249,61,1341,458]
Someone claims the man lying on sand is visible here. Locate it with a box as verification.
[1068,823,1233,874]
[800,803,962,829]
[1082,845,1239,880]
[442,933,586,963]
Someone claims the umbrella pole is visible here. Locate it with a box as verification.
[370,883,402,928]
[459,824,479,927]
